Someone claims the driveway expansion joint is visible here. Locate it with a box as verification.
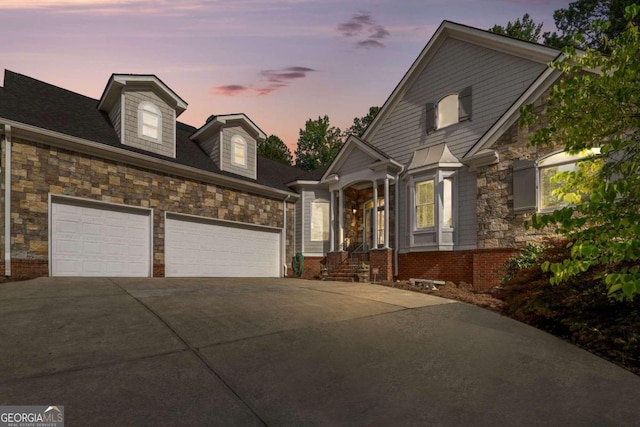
[107,279,269,426]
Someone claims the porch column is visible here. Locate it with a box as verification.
[384,177,390,249]
[329,190,335,252]
[372,180,378,249]
[338,187,344,250]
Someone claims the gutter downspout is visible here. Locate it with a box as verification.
[4,124,11,277]
[282,194,290,277]
[394,173,400,279]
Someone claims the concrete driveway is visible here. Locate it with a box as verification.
[0,277,639,426]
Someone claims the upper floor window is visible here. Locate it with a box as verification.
[138,102,162,142]
[311,198,330,241]
[437,94,459,129]
[425,86,472,133]
[231,135,247,167]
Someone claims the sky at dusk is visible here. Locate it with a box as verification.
[1,0,570,153]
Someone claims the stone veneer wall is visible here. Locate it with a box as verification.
[475,90,560,250]
[1,138,295,278]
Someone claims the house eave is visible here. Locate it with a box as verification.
[1,117,298,201]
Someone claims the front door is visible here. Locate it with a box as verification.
[363,198,384,249]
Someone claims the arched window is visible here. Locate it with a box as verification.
[231,135,247,167]
[138,102,162,142]
[437,94,459,129]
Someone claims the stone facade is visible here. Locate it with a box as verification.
[475,90,559,250]
[1,138,295,278]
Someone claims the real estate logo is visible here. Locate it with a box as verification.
[0,405,64,427]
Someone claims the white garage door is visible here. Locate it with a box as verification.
[165,214,281,277]
[51,198,151,277]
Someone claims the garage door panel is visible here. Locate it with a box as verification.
[51,200,151,277]
[165,217,280,277]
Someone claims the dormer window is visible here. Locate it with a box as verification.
[138,102,162,142]
[231,135,247,167]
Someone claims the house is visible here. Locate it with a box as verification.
[294,21,583,288]
[0,21,584,286]
[0,71,306,278]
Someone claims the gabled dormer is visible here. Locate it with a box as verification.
[190,114,266,180]
[98,74,188,158]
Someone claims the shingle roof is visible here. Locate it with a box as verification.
[0,70,305,193]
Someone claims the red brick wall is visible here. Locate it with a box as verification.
[398,248,520,290]
[153,264,165,277]
[473,249,519,290]
[298,256,325,280]
[9,260,49,280]
[370,249,393,282]
[398,251,474,284]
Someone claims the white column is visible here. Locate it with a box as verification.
[372,180,378,249]
[329,190,335,252]
[338,188,344,250]
[384,177,390,249]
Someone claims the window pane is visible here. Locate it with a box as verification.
[539,163,577,210]
[233,142,246,165]
[417,205,434,228]
[311,201,329,241]
[416,181,434,204]
[443,177,453,227]
[142,110,159,139]
[437,94,459,129]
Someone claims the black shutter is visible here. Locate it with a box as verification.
[513,159,537,212]
[458,86,472,121]
[425,102,436,133]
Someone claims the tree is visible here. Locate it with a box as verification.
[543,0,640,50]
[258,134,293,165]
[521,4,640,300]
[489,13,545,42]
[344,106,380,138]
[294,115,343,171]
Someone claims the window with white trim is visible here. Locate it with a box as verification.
[415,180,435,229]
[231,135,247,167]
[138,102,162,142]
[425,86,472,133]
[442,177,453,228]
[311,198,330,241]
[538,149,600,211]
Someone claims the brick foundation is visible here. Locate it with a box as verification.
[297,255,325,280]
[369,248,393,282]
[7,260,49,280]
[153,264,165,277]
[398,248,520,290]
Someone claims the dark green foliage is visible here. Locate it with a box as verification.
[543,0,640,51]
[489,13,544,42]
[258,134,293,165]
[501,243,547,284]
[343,106,380,138]
[294,115,343,171]
[498,241,640,374]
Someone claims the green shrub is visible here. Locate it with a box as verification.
[501,243,547,284]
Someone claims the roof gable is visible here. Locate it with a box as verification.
[321,135,401,182]
[362,21,560,144]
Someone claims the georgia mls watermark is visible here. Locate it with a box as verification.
[0,406,64,427]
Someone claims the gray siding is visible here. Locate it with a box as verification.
[370,38,546,163]
[457,167,477,248]
[303,189,330,255]
[338,148,373,176]
[199,132,221,167]
[295,196,303,254]
[221,125,257,180]
[123,89,175,158]
[370,38,545,251]
[109,96,122,141]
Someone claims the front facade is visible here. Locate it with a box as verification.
[1,21,580,286]
[296,21,575,288]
